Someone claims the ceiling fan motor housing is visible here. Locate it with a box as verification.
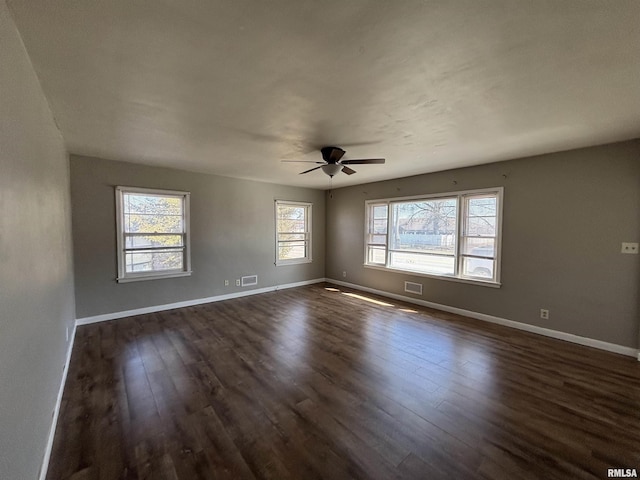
[321,146,345,163]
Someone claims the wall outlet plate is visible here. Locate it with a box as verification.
[540,309,549,320]
[621,242,639,254]
[236,279,241,286]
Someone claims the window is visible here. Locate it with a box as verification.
[365,188,503,285]
[116,186,191,282]
[275,200,312,265]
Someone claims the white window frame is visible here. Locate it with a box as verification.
[364,187,503,287]
[275,200,312,266]
[115,186,192,283]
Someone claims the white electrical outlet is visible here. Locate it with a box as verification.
[224,280,229,286]
[621,242,639,254]
[342,271,347,278]
[540,309,549,320]
[236,279,241,286]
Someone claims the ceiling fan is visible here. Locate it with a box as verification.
[284,146,385,177]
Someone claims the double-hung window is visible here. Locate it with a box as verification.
[116,186,191,282]
[365,187,503,285]
[275,200,312,265]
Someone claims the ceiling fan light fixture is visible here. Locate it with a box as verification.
[321,163,342,177]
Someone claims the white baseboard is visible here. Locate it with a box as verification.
[327,278,639,359]
[76,278,326,325]
[39,321,77,480]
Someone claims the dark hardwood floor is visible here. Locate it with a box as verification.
[47,283,640,479]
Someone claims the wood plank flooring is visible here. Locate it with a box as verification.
[47,283,640,479]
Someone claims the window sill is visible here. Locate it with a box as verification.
[117,271,192,283]
[363,264,501,288]
[276,259,312,266]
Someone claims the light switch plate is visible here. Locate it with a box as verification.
[621,242,639,254]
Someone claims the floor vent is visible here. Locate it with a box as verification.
[241,275,258,287]
[404,281,423,295]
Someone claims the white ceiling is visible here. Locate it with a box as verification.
[7,0,640,189]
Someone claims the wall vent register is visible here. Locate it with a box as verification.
[241,275,258,287]
[404,281,423,295]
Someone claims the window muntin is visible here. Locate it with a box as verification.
[116,187,191,282]
[365,188,502,285]
[276,201,312,265]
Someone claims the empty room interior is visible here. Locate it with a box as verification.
[1,1,640,479]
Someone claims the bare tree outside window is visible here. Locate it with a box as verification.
[389,198,458,275]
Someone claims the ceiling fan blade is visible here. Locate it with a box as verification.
[330,148,346,163]
[342,166,357,175]
[299,165,324,175]
[341,158,385,165]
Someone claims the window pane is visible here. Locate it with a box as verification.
[462,238,495,256]
[467,195,496,216]
[278,233,306,242]
[125,234,184,249]
[372,205,388,220]
[462,256,494,279]
[123,193,184,234]
[278,242,307,260]
[372,219,388,235]
[389,251,455,275]
[124,213,183,234]
[390,198,457,255]
[465,196,496,236]
[466,216,496,236]
[123,193,182,215]
[125,250,183,273]
[368,234,387,244]
[367,245,386,264]
[277,206,307,232]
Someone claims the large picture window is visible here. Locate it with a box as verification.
[365,188,503,285]
[116,186,191,282]
[275,200,312,265]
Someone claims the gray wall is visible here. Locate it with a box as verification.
[70,155,326,318]
[326,140,640,349]
[0,2,76,479]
